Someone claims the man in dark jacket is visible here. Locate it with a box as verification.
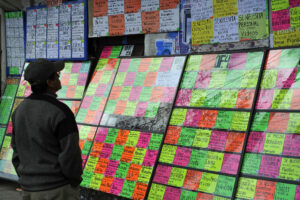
[11,59,82,200]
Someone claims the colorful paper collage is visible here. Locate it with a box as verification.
[236,177,300,199]
[81,127,163,199]
[0,134,18,180]
[76,58,120,125]
[0,79,19,125]
[100,56,186,133]
[256,49,300,109]
[175,52,264,109]
[100,46,123,58]
[92,0,180,37]
[191,0,269,45]
[271,0,300,47]
[17,61,91,99]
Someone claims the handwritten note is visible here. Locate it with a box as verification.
[215,175,235,197]
[191,0,213,21]
[241,153,261,175]
[259,155,281,178]
[198,172,218,194]
[213,16,239,43]
[148,183,166,200]
[254,180,276,200]
[274,182,297,200]
[138,166,153,183]
[141,11,159,33]
[204,151,224,172]
[173,147,192,167]
[283,134,300,156]
[120,180,136,198]
[213,0,238,18]
[263,133,285,154]
[273,28,300,47]
[238,0,266,14]
[214,110,234,130]
[236,177,257,199]
[168,167,187,187]
[271,0,289,11]
[278,157,300,181]
[159,145,176,164]
[290,7,300,29]
[115,161,130,179]
[191,19,214,45]
[153,165,172,184]
[189,90,206,107]
[208,130,228,151]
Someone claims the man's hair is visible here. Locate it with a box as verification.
[30,72,57,94]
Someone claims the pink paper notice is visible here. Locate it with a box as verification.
[175,89,192,106]
[71,63,81,73]
[246,132,266,153]
[78,73,88,86]
[143,150,158,167]
[272,10,290,31]
[290,0,300,7]
[129,86,142,101]
[259,155,281,178]
[276,68,297,88]
[134,102,148,117]
[95,84,107,97]
[100,46,112,58]
[153,165,172,184]
[124,72,136,86]
[118,59,131,72]
[220,154,240,174]
[161,87,176,103]
[283,134,300,156]
[136,132,152,148]
[81,96,93,109]
[228,53,247,69]
[295,185,300,200]
[159,57,174,72]
[172,147,192,167]
[256,90,274,109]
[208,130,228,151]
[105,160,119,176]
[99,143,114,159]
[110,178,124,195]
[183,109,202,127]
[194,71,211,89]
[163,186,181,200]
[95,128,109,142]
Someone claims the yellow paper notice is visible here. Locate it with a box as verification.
[213,0,238,18]
[273,28,300,47]
[192,19,214,45]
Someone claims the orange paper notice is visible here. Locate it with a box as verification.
[142,11,160,33]
[125,0,141,13]
[93,0,108,17]
[159,0,179,10]
[100,176,114,193]
[109,15,125,36]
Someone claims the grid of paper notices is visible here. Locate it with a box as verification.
[236,177,300,199]
[256,49,300,110]
[100,56,186,133]
[148,52,264,199]
[76,59,120,125]
[92,0,180,37]
[100,46,123,58]
[78,125,98,167]
[5,11,25,75]
[5,98,24,135]
[191,0,269,45]
[271,0,300,47]
[0,134,17,180]
[81,127,163,199]
[0,79,19,125]
[240,48,300,188]
[175,52,264,109]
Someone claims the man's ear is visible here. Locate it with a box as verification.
[46,79,54,88]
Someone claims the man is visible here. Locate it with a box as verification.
[11,59,82,200]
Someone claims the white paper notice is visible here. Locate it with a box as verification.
[72,3,85,58]
[36,39,46,58]
[238,0,266,15]
[191,0,213,21]
[120,45,134,56]
[125,12,142,34]
[37,8,47,25]
[213,15,239,43]
[93,16,109,37]
[59,40,71,59]
[47,41,58,59]
[159,8,180,32]
[26,42,35,59]
[59,4,71,58]
[108,0,124,15]
[141,0,159,12]
[47,7,59,59]
[26,9,37,26]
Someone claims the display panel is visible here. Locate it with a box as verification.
[25,0,88,60]
[100,46,123,58]
[149,51,265,199]
[81,127,163,199]
[78,125,98,166]
[239,49,300,191]
[100,56,186,133]
[76,59,119,125]
[5,11,25,75]
[17,61,91,99]
[0,79,19,125]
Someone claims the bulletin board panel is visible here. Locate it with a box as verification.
[5,11,25,76]
[99,56,186,133]
[0,78,19,125]
[270,0,300,47]
[89,0,180,37]
[76,58,120,125]
[16,61,91,100]
[25,0,88,61]
[235,48,300,199]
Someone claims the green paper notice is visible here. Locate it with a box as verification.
[168,167,187,187]
[138,166,153,183]
[192,129,212,148]
[104,100,117,114]
[159,145,177,164]
[244,52,264,69]
[105,128,119,144]
[119,86,131,100]
[186,55,202,71]
[80,171,93,188]
[89,173,103,190]
[240,70,259,88]
[144,102,159,118]
[120,180,136,198]
[148,183,166,200]
[133,72,146,86]
[123,101,137,116]
[148,133,163,150]
[149,58,162,72]
[74,86,84,98]
[115,162,130,179]
[198,172,218,194]
[126,131,140,147]
[279,158,300,181]
[236,177,257,199]
[251,112,270,132]
[214,110,234,130]
[179,190,197,200]
[263,133,285,154]
[188,149,207,169]
[139,87,153,102]
[274,182,296,200]
[114,72,126,86]
[230,112,250,131]
[223,70,243,89]
[260,70,278,89]
[189,90,206,107]
[131,148,147,165]
[177,127,196,146]
[271,89,292,109]
[204,151,224,172]
[209,71,227,88]
[100,71,113,84]
[128,58,141,72]
[287,113,300,134]
[215,175,235,197]
[203,90,222,107]
[180,71,197,89]
[110,145,124,161]
[169,109,187,126]
[241,153,261,175]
